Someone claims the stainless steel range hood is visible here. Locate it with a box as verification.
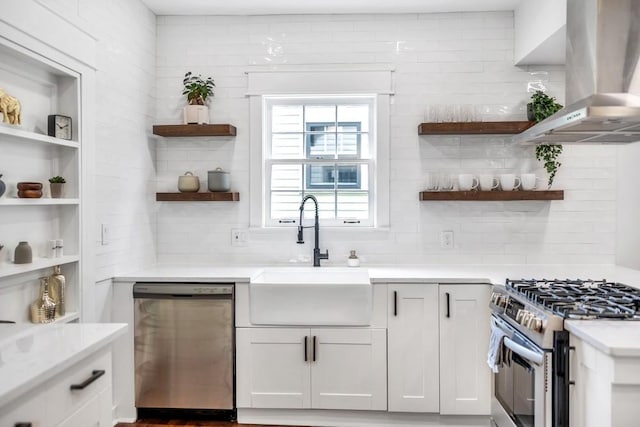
[515,0,640,144]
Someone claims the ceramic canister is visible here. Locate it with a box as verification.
[178,171,200,192]
[208,168,231,192]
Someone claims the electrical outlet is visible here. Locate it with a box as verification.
[101,223,109,246]
[440,230,454,249]
[231,228,248,247]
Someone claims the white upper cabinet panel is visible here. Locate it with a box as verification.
[514,0,567,65]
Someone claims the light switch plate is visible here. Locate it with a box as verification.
[101,223,109,245]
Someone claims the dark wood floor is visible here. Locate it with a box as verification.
[116,421,307,427]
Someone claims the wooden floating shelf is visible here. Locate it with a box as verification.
[418,121,535,135]
[152,124,237,137]
[419,190,564,201]
[156,192,240,202]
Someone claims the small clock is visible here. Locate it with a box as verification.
[47,115,72,140]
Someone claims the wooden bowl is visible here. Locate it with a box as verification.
[18,190,43,198]
[17,182,43,191]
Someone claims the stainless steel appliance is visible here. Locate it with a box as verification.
[515,0,640,145]
[490,279,640,427]
[133,282,235,417]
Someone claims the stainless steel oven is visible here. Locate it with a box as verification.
[491,315,552,427]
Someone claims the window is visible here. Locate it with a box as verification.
[264,96,374,227]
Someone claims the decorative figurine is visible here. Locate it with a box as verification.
[0,87,22,125]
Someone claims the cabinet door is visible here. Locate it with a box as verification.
[310,328,387,410]
[236,328,311,409]
[439,284,491,415]
[56,387,111,427]
[387,284,439,413]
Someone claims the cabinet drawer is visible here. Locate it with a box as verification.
[0,349,112,427]
[48,350,112,425]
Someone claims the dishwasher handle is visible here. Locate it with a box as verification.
[133,282,234,298]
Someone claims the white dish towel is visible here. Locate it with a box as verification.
[487,321,507,373]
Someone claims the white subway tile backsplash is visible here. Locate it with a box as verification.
[154,11,616,265]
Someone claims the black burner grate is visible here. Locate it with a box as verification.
[505,278,640,319]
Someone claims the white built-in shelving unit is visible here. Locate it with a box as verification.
[0,36,83,324]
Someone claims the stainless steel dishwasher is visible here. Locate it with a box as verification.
[133,282,234,417]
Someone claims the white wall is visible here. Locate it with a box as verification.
[616,143,640,269]
[155,12,616,266]
[76,0,158,280]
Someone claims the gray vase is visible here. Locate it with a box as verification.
[14,241,33,264]
[0,174,5,197]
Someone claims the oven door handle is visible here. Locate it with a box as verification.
[503,337,544,366]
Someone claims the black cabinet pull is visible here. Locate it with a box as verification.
[312,336,317,362]
[304,336,308,362]
[70,369,105,390]
[15,423,32,427]
[446,292,451,318]
[393,291,398,316]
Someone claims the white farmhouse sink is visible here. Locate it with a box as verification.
[249,267,372,326]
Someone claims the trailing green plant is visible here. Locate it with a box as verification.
[530,90,564,189]
[182,72,215,105]
[535,144,563,189]
[49,176,66,184]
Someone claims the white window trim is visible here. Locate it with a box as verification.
[248,68,392,229]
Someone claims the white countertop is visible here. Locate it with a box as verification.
[114,263,639,286]
[565,320,640,357]
[0,323,127,408]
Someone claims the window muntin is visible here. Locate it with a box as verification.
[265,96,374,227]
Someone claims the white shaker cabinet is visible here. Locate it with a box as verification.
[236,327,311,409]
[236,327,387,411]
[387,283,440,413]
[0,348,112,427]
[439,284,491,415]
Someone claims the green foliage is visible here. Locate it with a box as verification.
[182,72,215,105]
[535,145,563,189]
[530,90,563,122]
[49,176,66,184]
[530,91,564,188]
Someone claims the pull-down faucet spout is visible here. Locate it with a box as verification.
[297,195,329,267]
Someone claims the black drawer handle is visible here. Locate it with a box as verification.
[304,336,308,362]
[393,291,398,316]
[70,369,105,390]
[15,423,32,427]
[312,336,317,362]
[446,292,451,318]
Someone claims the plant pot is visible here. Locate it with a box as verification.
[50,183,65,198]
[526,103,535,121]
[183,105,209,124]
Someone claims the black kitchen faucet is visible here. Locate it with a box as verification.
[297,194,329,267]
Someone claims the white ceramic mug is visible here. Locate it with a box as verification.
[499,174,521,191]
[458,174,479,191]
[520,173,542,191]
[478,174,499,191]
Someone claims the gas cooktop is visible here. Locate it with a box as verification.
[506,279,640,320]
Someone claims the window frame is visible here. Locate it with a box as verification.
[247,67,391,230]
[263,95,375,228]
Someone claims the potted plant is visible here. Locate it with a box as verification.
[528,91,564,189]
[48,176,66,198]
[182,71,215,125]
